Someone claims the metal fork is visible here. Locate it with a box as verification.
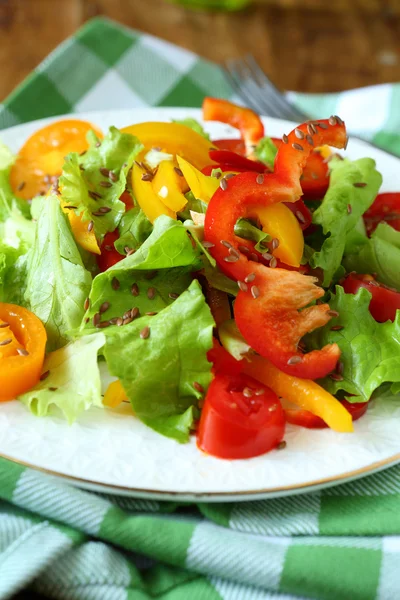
[223,55,309,122]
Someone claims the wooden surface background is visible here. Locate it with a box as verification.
[1,0,400,101]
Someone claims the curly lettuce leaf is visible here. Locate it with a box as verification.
[19,334,105,424]
[310,158,382,285]
[59,127,142,239]
[24,195,92,350]
[254,136,278,170]
[82,216,202,331]
[114,207,153,255]
[307,286,400,401]
[343,222,400,291]
[104,280,214,442]
[0,141,30,222]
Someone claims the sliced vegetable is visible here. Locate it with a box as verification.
[364,192,400,236]
[97,230,122,272]
[208,149,266,173]
[0,303,46,402]
[243,355,353,433]
[285,399,368,429]
[341,273,400,323]
[213,138,246,155]
[152,160,188,212]
[10,120,102,200]
[103,379,128,408]
[204,118,347,379]
[197,371,285,459]
[203,98,264,155]
[121,121,215,170]
[177,157,219,204]
[254,203,304,267]
[132,161,176,223]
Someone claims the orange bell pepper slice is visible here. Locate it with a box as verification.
[0,304,47,402]
[103,380,129,408]
[10,119,103,200]
[121,122,215,171]
[243,355,353,433]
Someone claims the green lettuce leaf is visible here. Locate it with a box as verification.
[307,286,400,401]
[114,207,153,255]
[59,127,142,239]
[254,136,278,169]
[173,118,210,140]
[19,334,105,424]
[310,158,382,285]
[0,243,29,305]
[234,217,271,253]
[343,222,400,290]
[24,195,92,350]
[82,216,202,330]
[178,191,207,221]
[104,280,214,442]
[0,141,30,222]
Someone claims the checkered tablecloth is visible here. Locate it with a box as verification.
[2,16,400,600]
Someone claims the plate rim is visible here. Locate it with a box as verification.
[2,107,400,501]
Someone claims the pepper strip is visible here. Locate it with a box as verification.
[243,355,353,433]
[204,117,347,379]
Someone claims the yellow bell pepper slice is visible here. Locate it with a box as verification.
[243,355,353,433]
[250,203,304,267]
[60,200,101,255]
[132,162,176,223]
[103,380,128,408]
[121,122,215,170]
[176,157,220,204]
[152,161,188,212]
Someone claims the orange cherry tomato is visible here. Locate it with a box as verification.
[10,119,103,200]
[0,304,47,402]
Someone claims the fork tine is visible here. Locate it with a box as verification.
[225,59,285,119]
[244,55,309,122]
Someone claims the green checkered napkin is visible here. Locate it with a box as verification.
[1,16,400,600]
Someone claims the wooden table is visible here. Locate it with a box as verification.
[1,0,400,101]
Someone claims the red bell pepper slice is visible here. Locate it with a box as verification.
[204,117,347,380]
[363,192,400,236]
[285,399,368,429]
[203,98,264,154]
[341,273,400,323]
[202,164,251,176]
[208,149,266,173]
[213,138,246,155]
[197,371,285,459]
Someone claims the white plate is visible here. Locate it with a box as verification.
[2,107,400,502]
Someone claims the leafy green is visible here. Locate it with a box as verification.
[343,222,400,291]
[234,218,271,253]
[104,280,214,442]
[202,258,238,297]
[178,191,207,220]
[310,158,382,285]
[307,286,400,401]
[114,207,153,255]
[254,136,278,169]
[24,195,92,351]
[184,219,216,267]
[0,141,30,222]
[59,127,142,239]
[82,216,202,330]
[0,243,29,305]
[19,334,105,424]
[173,118,210,140]
[0,198,35,250]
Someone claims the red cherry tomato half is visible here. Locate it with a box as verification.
[96,192,134,272]
[363,192,400,236]
[285,399,368,429]
[207,339,244,377]
[342,273,400,323]
[96,230,122,272]
[197,372,285,459]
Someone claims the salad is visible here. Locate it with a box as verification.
[1,98,400,460]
